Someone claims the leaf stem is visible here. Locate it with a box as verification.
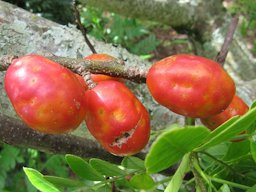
[200,151,236,173]
[209,176,251,190]
[189,152,207,192]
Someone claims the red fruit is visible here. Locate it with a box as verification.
[84,81,150,156]
[201,95,249,130]
[4,55,86,134]
[76,54,122,90]
[146,54,236,118]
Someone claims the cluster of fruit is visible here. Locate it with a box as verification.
[4,54,248,156]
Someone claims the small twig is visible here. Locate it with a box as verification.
[215,15,239,65]
[0,55,147,83]
[72,0,97,54]
[111,181,118,192]
[0,55,18,71]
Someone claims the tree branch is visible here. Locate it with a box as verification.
[0,55,147,83]
[79,0,224,35]
[0,113,145,162]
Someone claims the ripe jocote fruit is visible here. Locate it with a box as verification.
[4,55,86,134]
[146,54,236,118]
[84,80,150,156]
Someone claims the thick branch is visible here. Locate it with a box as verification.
[79,0,224,34]
[0,113,145,162]
[0,55,147,83]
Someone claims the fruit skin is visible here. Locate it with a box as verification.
[4,55,86,134]
[84,80,150,156]
[146,54,236,118]
[76,54,122,90]
[201,95,249,130]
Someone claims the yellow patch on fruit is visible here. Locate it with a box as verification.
[61,73,70,79]
[112,109,125,122]
[134,100,141,113]
[163,56,176,64]
[138,118,146,127]
[31,65,41,72]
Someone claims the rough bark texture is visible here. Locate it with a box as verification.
[0,1,256,161]
[0,113,128,162]
[80,0,224,34]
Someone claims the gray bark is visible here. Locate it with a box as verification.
[80,0,224,34]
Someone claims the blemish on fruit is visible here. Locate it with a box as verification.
[112,109,125,122]
[110,128,135,148]
[110,115,143,148]
[73,99,81,110]
[32,66,41,72]
[134,100,141,112]
[98,108,105,117]
[30,78,38,86]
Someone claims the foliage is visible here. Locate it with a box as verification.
[0,145,69,192]
[4,0,74,24]
[80,7,160,58]
[24,101,256,191]
[230,0,256,55]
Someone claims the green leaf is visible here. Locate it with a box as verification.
[145,126,210,173]
[219,184,231,192]
[165,153,190,192]
[94,184,112,192]
[121,156,145,171]
[43,176,84,188]
[206,116,240,140]
[44,155,68,177]
[130,34,160,55]
[247,184,256,192]
[65,154,104,181]
[90,158,126,177]
[250,100,256,109]
[223,140,250,162]
[129,174,155,190]
[196,106,256,151]
[23,167,60,192]
[250,140,256,163]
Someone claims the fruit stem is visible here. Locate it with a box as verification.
[83,71,97,89]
